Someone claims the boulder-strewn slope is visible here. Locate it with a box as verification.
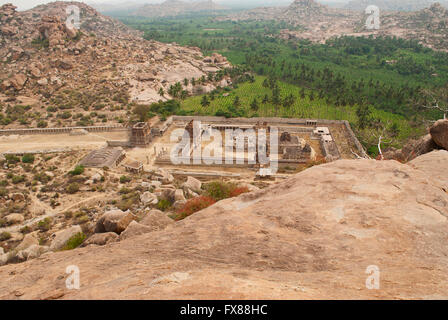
[0,151,447,299]
[0,2,231,128]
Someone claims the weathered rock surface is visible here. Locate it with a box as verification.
[430,119,448,150]
[50,225,82,251]
[10,193,25,202]
[384,134,440,161]
[4,214,24,225]
[173,200,187,211]
[183,176,202,193]
[9,74,27,90]
[94,210,134,234]
[15,233,39,251]
[119,221,153,240]
[0,254,7,266]
[16,245,48,261]
[139,209,174,231]
[409,150,448,189]
[140,192,158,205]
[1,152,448,299]
[239,182,260,192]
[153,169,174,185]
[174,189,186,201]
[154,188,175,202]
[82,232,118,247]
[385,118,448,162]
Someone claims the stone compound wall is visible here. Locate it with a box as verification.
[2,148,71,156]
[170,116,367,158]
[0,125,129,136]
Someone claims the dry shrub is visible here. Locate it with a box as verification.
[174,196,216,221]
[229,186,250,198]
[205,181,250,201]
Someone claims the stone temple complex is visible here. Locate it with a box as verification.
[0,116,365,176]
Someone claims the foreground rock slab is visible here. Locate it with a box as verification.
[94,210,135,234]
[0,151,448,299]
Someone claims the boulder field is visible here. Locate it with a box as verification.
[0,151,447,299]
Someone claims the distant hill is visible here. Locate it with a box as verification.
[130,0,227,18]
[88,1,145,16]
[344,0,448,12]
[221,0,448,51]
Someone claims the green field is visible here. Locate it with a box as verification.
[180,75,423,145]
[121,14,446,153]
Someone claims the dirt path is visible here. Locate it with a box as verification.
[0,132,128,154]
[0,194,107,233]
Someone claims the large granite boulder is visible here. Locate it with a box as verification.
[430,119,448,150]
[50,225,83,251]
[82,232,119,247]
[95,210,135,234]
[182,176,202,193]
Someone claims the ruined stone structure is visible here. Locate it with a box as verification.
[279,134,315,161]
[158,118,335,167]
[123,160,144,173]
[0,125,127,136]
[130,122,151,147]
[79,147,126,168]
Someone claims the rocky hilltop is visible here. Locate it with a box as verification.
[131,0,226,18]
[0,150,447,299]
[344,0,448,12]
[0,2,231,128]
[287,0,327,14]
[223,0,448,50]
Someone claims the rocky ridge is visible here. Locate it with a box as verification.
[0,2,232,128]
[0,150,447,299]
[344,0,448,12]
[222,0,448,50]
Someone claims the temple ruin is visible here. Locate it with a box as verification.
[79,147,126,168]
[0,116,366,177]
[153,116,366,169]
[130,122,151,147]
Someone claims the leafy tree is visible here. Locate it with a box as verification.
[133,104,151,122]
[22,154,35,164]
[233,96,241,107]
[272,87,281,106]
[309,92,315,102]
[388,122,400,138]
[201,95,210,107]
[262,94,269,104]
[356,104,372,129]
[250,98,259,111]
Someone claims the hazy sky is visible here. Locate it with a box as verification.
[1,0,351,11]
[1,0,90,10]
